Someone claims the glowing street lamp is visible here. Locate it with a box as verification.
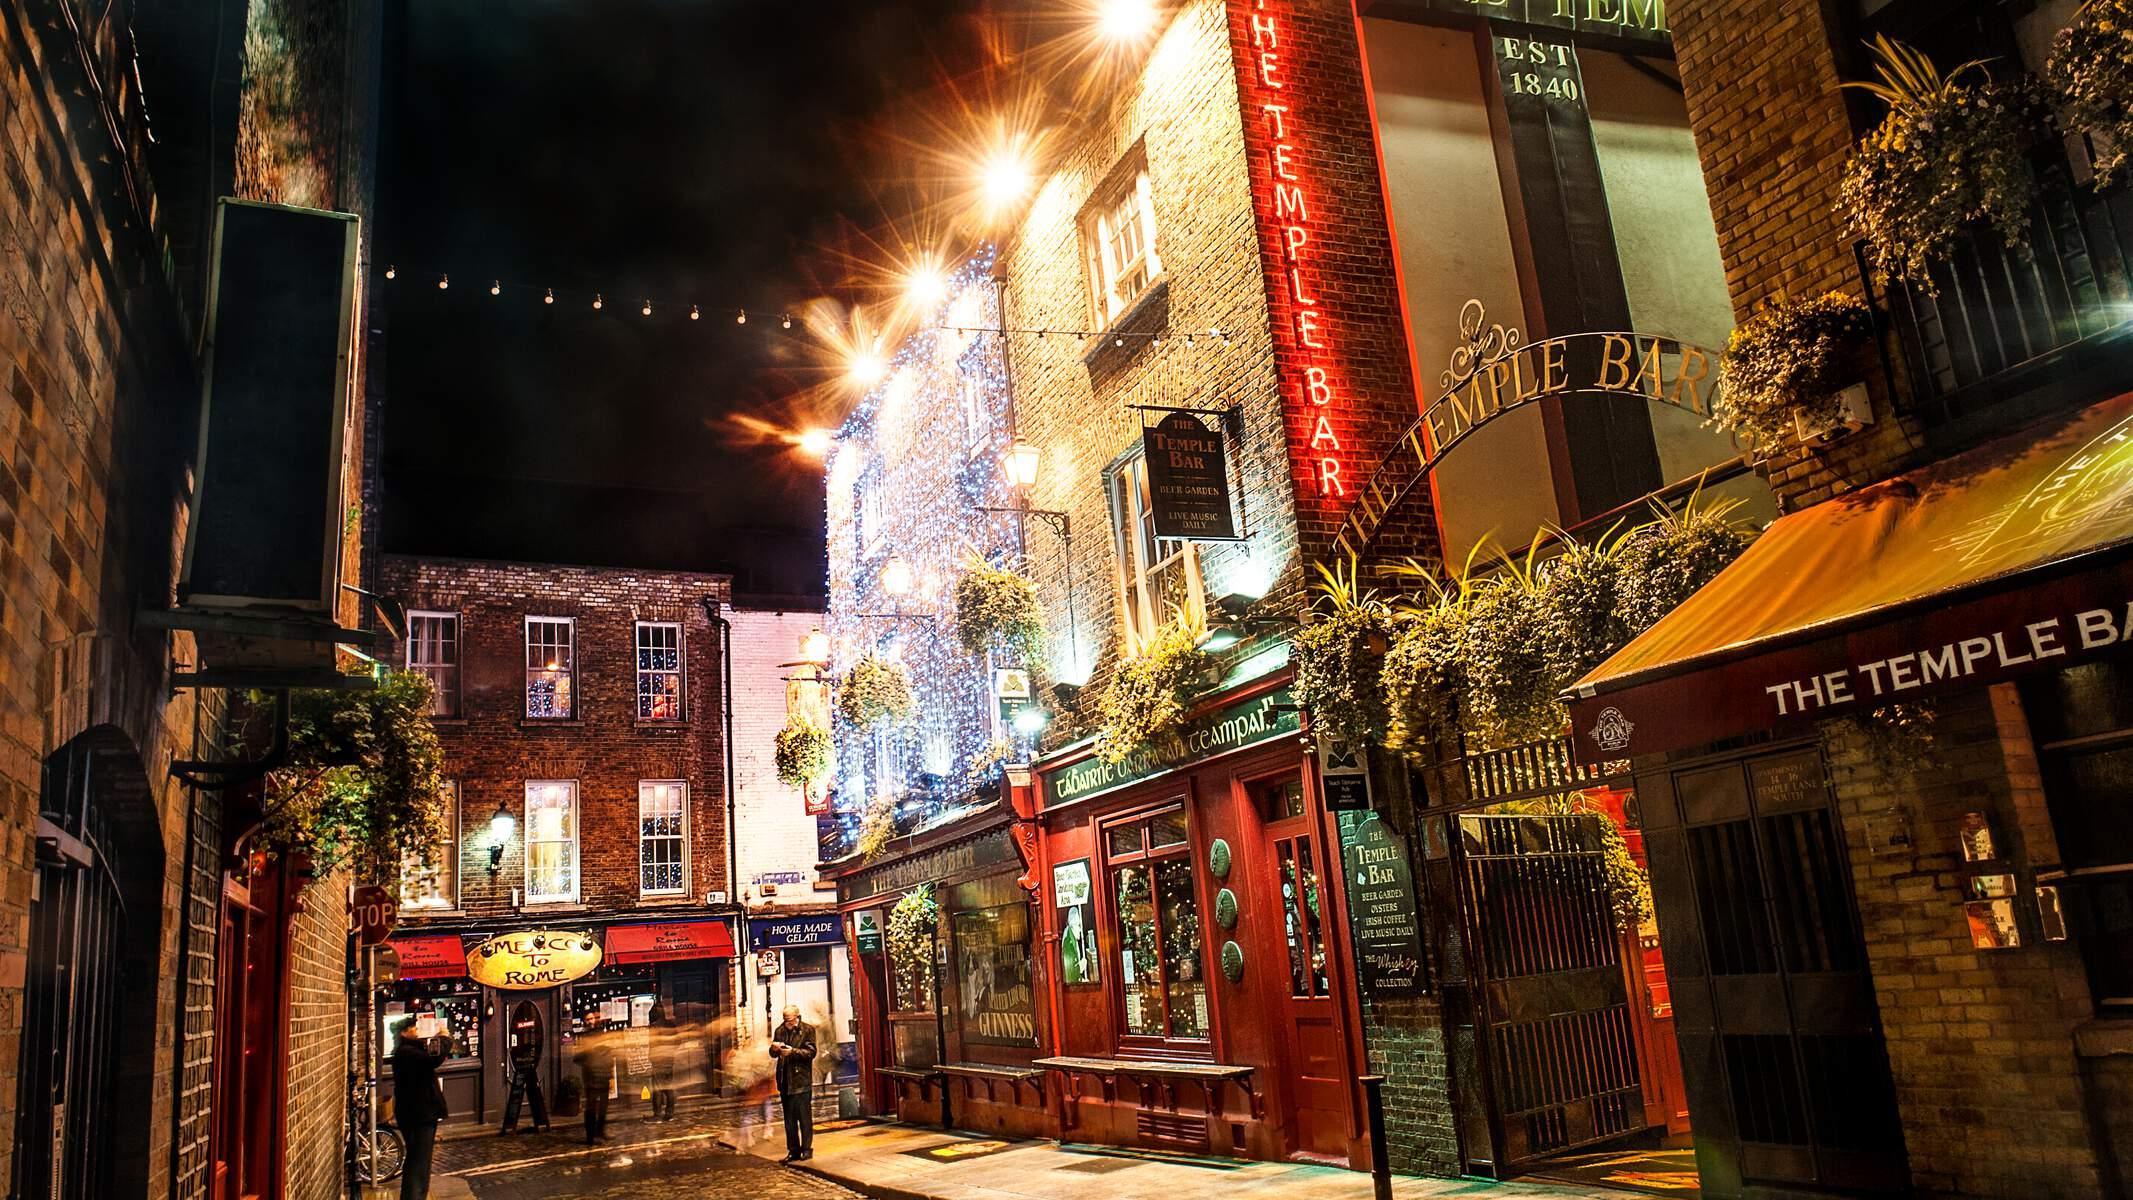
[905,264,948,310]
[486,801,516,872]
[980,151,1032,212]
[798,428,835,456]
[847,348,888,388]
[799,628,831,665]
[1004,439,1042,489]
[1098,0,1158,40]
[881,555,915,599]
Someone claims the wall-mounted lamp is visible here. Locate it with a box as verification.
[1004,440,1042,489]
[880,555,915,599]
[1050,682,1084,710]
[1012,706,1049,735]
[800,627,831,665]
[487,801,515,873]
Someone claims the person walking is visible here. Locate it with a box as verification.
[769,1004,817,1163]
[646,1004,678,1122]
[573,1014,616,1145]
[499,1024,550,1134]
[390,1021,454,1200]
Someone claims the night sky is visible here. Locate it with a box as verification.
[376,0,983,596]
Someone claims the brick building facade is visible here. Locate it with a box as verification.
[377,554,746,1126]
[4,1,383,1197]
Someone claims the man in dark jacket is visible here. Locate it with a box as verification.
[390,1021,453,1200]
[769,1005,817,1163]
[499,1014,550,1135]
[573,1014,616,1145]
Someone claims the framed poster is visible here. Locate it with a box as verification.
[1052,859,1098,985]
[952,904,1036,1045]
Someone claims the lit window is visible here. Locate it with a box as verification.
[1105,805,1207,1042]
[1082,155,1161,326]
[405,612,461,717]
[636,622,683,721]
[1107,450,1203,648]
[639,780,688,896]
[400,781,460,911]
[524,781,578,904]
[959,363,990,454]
[525,617,575,718]
[857,471,885,556]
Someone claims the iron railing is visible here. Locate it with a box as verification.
[1870,167,2133,446]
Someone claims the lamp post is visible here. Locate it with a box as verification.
[980,439,1078,678]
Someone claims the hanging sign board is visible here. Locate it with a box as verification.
[1141,411,1239,541]
[853,909,884,955]
[1339,814,1426,994]
[1318,739,1372,812]
[466,929,603,990]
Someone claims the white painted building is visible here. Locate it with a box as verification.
[727,597,854,1089]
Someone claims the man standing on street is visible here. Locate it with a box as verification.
[769,1004,817,1163]
[390,1020,454,1200]
[574,1013,616,1145]
[499,1017,549,1135]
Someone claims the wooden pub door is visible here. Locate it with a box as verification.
[1253,773,1350,1160]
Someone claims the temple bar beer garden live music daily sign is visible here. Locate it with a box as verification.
[1339,813,1425,994]
[1142,411,1239,540]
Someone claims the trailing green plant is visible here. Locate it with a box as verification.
[855,792,899,862]
[1835,702,1940,782]
[953,553,1046,663]
[1459,543,1562,749]
[1380,586,1469,755]
[1093,617,1211,764]
[1839,35,2051,289]
[886,883,939,1008]
[774,719,832,791]
[1293,559,1397,747]
[1612,490,1756,627]
[2049,0,2133,187]
[1716,292,1876,450]
[255,670,449,880]
[1535,526,1631,694]
[837,655,916,727]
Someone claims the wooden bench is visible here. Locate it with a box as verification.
[938,1062,1046,1106]
[1033,1056,1261,1121]
[876,1066,947,1106]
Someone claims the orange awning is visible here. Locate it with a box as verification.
[1566,392,2133,762]
[603,920,736,964]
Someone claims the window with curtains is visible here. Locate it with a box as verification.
[399,781,460,911]
[525,617,575,718]
[635,621,683,720]
[1104,804,1209,1043]
[405,612,460,717]
[524,781,579,903]
[639,780,688,897]
[1107,450,1204,648]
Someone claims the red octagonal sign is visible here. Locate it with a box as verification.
[350,884,397,946]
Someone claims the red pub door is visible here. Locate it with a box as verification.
[1254,774,1348,1161]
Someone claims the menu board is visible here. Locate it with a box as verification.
[1339,813,1426,994]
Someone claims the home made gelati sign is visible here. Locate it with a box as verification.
[466,929,602,990]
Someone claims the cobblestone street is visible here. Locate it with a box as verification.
[425,1099,856,1200]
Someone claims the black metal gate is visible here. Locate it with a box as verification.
[1425,737,1648,1177]
[14,742,129,1200]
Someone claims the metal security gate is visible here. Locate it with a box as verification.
[1454,812,1644,1170]
[14,743,128,1200]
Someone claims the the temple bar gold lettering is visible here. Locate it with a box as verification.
[1433,0,1668,37]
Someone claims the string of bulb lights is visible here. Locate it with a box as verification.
[378,264,808,329]
[933,323,1234,349]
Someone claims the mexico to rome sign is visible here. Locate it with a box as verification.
[467,929,603,990]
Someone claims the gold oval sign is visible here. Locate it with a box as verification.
[466,929,603,990]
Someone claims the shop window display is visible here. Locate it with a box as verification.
[1105,804,1208,1043]
[951,876,1035,1046]
[380,983,482,1064]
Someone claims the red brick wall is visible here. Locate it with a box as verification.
[380,555,734,918]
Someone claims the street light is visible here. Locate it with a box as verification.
[1004,440,1042,489]
[798,428,834,457]
[486,801,515,873]
[1098,0,1158,40]
[881,555,915,599]
[800,628,830,665]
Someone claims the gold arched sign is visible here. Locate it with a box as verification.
[1327,300,1727,565]
[466,929,603,990]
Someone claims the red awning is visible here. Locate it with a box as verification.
[1566,392,2133,762]
[392,935,467,980]
[604,920,736,965]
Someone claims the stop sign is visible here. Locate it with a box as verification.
[351,885,397,946]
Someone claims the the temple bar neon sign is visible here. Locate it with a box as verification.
[1244,0,1346,499]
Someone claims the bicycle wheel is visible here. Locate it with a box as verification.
[354,1127,406,1182]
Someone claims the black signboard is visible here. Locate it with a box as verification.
[1338,813,1426,994]
[1414,0,1669,47]
[1141,411,1239,541]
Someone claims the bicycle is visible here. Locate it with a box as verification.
[351,1077,406,1184]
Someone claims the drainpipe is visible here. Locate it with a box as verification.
[703,597,744,1032]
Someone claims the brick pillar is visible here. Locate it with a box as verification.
[1672,0,1923,510]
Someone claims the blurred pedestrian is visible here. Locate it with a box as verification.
[769,1004,816,1163]
[574,1013,616,1145]
[647,1004,678,1121]
[499,1021,549,1135]
[390,1021,455,1200]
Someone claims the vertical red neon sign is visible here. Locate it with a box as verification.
[1244,0,1344,498]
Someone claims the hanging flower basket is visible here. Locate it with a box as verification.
[256,670,451,880]
[1715,292,1876,452]
[774,719,832,791]
[953,555,1046,663]
[1093,620,1211,764]
[1293,560,1396,747]
[1838,36,2052,290]
[886,883,938,1006]
[837,655,916,727]
[2050,0,2133,187]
